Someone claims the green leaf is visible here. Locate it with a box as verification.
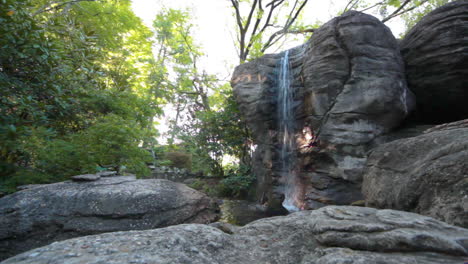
[388,0,401,7]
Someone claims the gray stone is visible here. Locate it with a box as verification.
[16,184,48,191]
[400,0,468,123]
[0,176,219,260]
[209,222,240,234]
[97,171,118,177]
[71,173,101,181]
[363,120,468,228]
[2,206,467,264]
[231,11,414,212]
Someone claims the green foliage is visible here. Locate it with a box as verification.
[0,170,53,194]
[400,0,453,35]
[218,165,255,198]
[177,85,250,177]
[65,114,152,176]
[1,115,153,193]
[0,0,161,191]
[352,0,454,35]
[230,0,310,62]
[187,178,219,197]
[152,8,251,178]
[164,151,192,171]
[188,179,205,191]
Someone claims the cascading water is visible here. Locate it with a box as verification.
[277,50,300,213]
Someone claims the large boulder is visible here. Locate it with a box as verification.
[363,119,468,228]
[400,0,468,123]
[0,176,219,260]
[232,11,414,212]
[3,206,467,264]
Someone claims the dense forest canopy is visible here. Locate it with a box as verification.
[0,0,453,194]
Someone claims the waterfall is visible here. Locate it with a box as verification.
[278,50,300,213]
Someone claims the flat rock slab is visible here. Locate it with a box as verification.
[2,206,467,264]
[0,176,219,260]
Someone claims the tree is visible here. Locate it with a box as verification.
[1,0,161,192]
[341,0,455,34]
[398,0,452,33]
[152,8,251,177]
[229,0,454,64]
[229,0,311,62]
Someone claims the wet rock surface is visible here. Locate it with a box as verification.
[400,0,468,123]
[3,206,467,264]
[0,176,219,260]
[232,11,414,212]
[363,120,468,228]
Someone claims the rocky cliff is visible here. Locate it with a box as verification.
[231,11,414,212]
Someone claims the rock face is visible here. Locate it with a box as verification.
[3,206,467,264]
[0,176,219,260]
[362,120,468,228]
[231,11,414,212]
[400,0,468,123]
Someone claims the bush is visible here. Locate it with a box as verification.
[38,114,153,177]
[188,179,205,190]
[0,169,54,194]
[0,114,154,193]
[218,165,255,198]
[164,151,192,171]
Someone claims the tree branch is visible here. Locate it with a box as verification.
[357,1,384,13]
[381,0,411,21]
[343,0,358,12]
[382,0,429,23]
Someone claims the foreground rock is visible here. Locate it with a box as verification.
[232,11,414,212]
[363,120,468,228]
[3,206,467,264]
[0,176,219,260]
[400,0,468,123]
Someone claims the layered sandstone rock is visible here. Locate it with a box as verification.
[363,120,468,228]
[400,0,468,123]
[231,11,414,212]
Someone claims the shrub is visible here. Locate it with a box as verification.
[0,114,154,193]
[188,179,205,190]
[164,151,192,171]
[39,114,152,177]
[219,165,255,198]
